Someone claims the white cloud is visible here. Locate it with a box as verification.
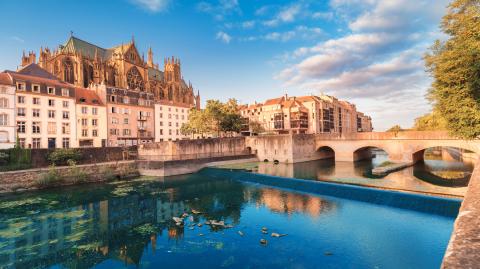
[242,20,255,29]
[197,0,241,20]
[216,31,232,43]
[10,36,25,43]
[263,3,302,27]
[130,0,171,12]
[276,0,450,130]
[312,12,334,20]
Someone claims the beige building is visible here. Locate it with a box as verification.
[154,101,191,142]
[91,83,155,146]
[240,94,373,135]
[0,73,16,148]
[75,88,107,147]
[5,64,78,149]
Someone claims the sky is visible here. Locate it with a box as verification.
[0,0,450,130]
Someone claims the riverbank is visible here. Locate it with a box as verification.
[0,161,138,194]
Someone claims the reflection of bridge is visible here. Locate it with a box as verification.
[246,131,480,164]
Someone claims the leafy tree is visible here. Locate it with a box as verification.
[386,125,403,132]
[413,111,448,131]
[425,0,480,138]
[220,113,243,135]
[249,120,264,135]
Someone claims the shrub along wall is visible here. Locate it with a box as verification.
[29,146,137,168]
[0,161,139,194]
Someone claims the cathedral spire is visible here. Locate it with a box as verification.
[147,47,154,68]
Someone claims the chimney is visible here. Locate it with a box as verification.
[284,93,288,100]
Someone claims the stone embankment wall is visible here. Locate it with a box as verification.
[0,161,138,194]
[442,159,480,268]
[138,137,248,160]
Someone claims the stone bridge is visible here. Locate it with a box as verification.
[246,131,480,164]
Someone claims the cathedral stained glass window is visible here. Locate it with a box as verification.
[126,67,144,91]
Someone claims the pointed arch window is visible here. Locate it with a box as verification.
[126,67,144,91]
[63,58,74,84]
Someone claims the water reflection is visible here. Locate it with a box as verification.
[221,150,473,196]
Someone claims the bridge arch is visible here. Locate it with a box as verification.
[353,146,390,162]
[315,146,335,160]
[411,145,479,164]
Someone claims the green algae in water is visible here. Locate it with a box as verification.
[133,223,158,236]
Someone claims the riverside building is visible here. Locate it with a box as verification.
[75,87,108,147]
[240,94,373,135]
[0,73,16,148]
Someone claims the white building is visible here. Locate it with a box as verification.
[0,73,16,149]
[6,64,78,149]
[154,101,191,141]
[75,88,108,147]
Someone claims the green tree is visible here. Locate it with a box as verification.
[386,125,403,133]
[249,120,264,135]
[425,0,480,138]
[220,113,243,135]
[413,111,448,131]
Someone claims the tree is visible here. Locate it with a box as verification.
[425,0,480,139]
[249,120,264,135]
[413,111,448,131]
[386,125,403,133]
[220,113,243,135]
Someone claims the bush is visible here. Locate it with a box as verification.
[37,165,61,187]
[67,160,88,184]
[47,149,82,166]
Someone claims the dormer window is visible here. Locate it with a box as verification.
[79,98,86,103]
[48,87,55,95]
[61,88,69,96]
[92,99,99,104]
[32,84,40,93]
[16,82,25,91]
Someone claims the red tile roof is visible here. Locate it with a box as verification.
[75,88,104,106]
[264,97,284,105]
[0,73,12,85]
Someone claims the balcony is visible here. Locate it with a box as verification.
[137,115,148,121]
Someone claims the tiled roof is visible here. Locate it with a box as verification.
[264,97,284,105]
[0,73,12,85]
[17,63,59,80]
[148,67,164,81]
[61,36,110,60]
[75,88,104,106]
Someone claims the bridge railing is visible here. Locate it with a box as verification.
[313,131,456,140]
[137,149,253,161]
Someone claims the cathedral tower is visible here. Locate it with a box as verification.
[164,56,181,82]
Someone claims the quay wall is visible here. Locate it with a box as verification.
[0,161,138,194]
[442,159,480,268]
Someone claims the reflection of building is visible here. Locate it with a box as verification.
[0,73,16,148]
[256,187,334,218]
[240,94,373,134]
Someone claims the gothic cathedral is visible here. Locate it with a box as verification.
[20,35,200,108]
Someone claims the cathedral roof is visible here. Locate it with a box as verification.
[148,67,164,81]
[61,36,110,60]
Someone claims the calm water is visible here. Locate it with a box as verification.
[218,151,474,197]
[0,173,456,269]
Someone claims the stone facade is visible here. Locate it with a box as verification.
[0,73,16,148]
[240,94,373,135]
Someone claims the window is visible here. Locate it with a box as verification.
[159,106,162,110]
[123,129,131,136]
[159,113,163,118]
[32,138,41,149]
[159,121,163,126]
[92,107,98,115]
[111,107,117,113]
[62,123,70,134]
[79,98,86,103]
[81,107,88,114]
[159,129,163,135]
[63,111,69,119]
[169,129,172,135]
[48,87,55,94]
[32,84,40,93]
[81,119,88,126]
[17,121,26,133]
[0,98,8,108]
[181,115,184,120]
[110,95,116,102]
[17,108,25,117]
[17,96,25,104]
[111,117,119,124]
[92,130,98,137]
[62,138,70,148]
[82,129,88,137]
[48,99,55,107]
[16,82,25,91]
[168,122,172,127]
[168,107,171,111]
[48,122,56,134]
[48,110,55,118]
[62,101,69,108]
[124,108,130,114]
[123,118,129,124]
[168,114,171,119]
[19,138,26,148]
[176,130,179,135]
[123,97,129,104]
[110,129,119,135]
[61,88,69,96]
[32,122,40,134]
[92,119,98,126]
[32,109,40,117]
[175,115,178,120]
[33,98,40,105]
[0,114,7,126]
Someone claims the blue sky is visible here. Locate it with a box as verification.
[0,0,449,130]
